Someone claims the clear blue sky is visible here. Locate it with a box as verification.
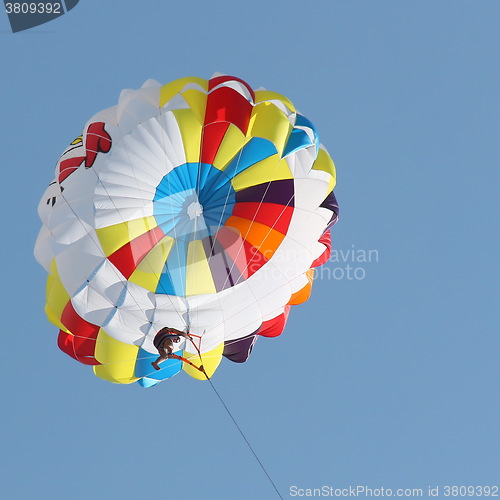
[1,1,499,499]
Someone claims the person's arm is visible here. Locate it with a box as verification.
[169,327,189,337]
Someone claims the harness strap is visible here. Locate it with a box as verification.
[167,353,205,373]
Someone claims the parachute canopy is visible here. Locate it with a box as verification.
[35,74,339,386]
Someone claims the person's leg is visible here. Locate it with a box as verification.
[165,339,174,354]
[152,349,169,370]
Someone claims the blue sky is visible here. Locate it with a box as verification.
[1,1,499,499]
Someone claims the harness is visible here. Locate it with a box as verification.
[153,329,181,350]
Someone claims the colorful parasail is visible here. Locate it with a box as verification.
[34,74,339,387]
